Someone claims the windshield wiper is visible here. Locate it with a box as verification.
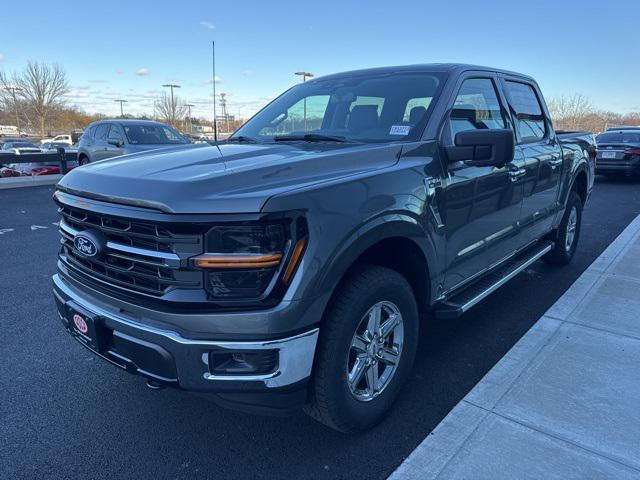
[273,133,348,143]
[226,135,260,144]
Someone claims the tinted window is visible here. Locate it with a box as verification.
[88,125,97,138]
[450,78,505,136]
[94,124,110,140]
[234,72,445,143]
[123,124,187,145]
[505,81,546,142]
[596,132,640,144]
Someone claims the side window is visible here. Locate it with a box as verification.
[450,78,505,136]
[505,81,546,143]
[107,125,123,142]
[94,124,109,140]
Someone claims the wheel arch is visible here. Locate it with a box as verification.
[312,214,437,317]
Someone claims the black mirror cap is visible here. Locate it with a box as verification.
[447,129,514,167]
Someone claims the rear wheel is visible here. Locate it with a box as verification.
[305,265,419,433]
[544,191,582,265]
[78,155,89,166]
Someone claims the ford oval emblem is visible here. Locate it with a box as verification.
[74,234,99,257]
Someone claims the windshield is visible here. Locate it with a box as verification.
[233,72,446,143]
[123,124,187,145]
[596,132,640,144]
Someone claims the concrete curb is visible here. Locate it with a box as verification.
[390,213,640,479]
[0,175,62,190]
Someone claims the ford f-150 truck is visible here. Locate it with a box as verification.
[52,64,595,432]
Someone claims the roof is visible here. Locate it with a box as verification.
[90,119,168,126]
[311,63,534,83]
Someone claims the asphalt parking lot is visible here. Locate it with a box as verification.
[2,177,640,480]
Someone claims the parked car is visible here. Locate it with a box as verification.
[53,64,594,432]
[1,140,41,154]
[596,129,640,176]
[76,120,189,165]
[41,141,79,153]
[7,161,75,176]
[0,165,23,177]
[39,134,74,146]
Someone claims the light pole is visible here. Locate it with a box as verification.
[114,99,128,117]
[162,83,181,122]
[3,86,23,131]
[185,104,194,133]
[294,71,314,130]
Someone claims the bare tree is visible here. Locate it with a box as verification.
[154,92,187,128]
[548,94,594,131]
[0,62,69,136]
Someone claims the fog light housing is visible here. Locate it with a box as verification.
[208,349,278,376]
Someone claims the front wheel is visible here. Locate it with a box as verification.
[305,265,419,433]
[544,191,583,265]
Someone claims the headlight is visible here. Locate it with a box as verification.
[192,220,307,302]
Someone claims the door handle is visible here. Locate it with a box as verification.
[549,159,563,169]
[508,168,526,182]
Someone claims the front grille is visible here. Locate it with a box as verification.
[57,203,205,297]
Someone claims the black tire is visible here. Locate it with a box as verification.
[305,264,419,433]
[544,191,582,265]
[78,155,89,166]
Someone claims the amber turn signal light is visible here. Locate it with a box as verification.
[193,253,282,269]
[283,238,307,284]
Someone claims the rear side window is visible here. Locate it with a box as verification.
[94,124,109,140]
[450,78,505,136]
[505,81,546,143]
[88,125,98,138]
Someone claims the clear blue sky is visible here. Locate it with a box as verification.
[1,0,638,118]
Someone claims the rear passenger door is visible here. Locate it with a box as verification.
[440,75,524,292]
[501,79,563,244]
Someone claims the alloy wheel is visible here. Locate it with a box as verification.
[346,301,404,402]
[565,206,578,252]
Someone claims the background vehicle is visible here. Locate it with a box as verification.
[53,64,594,433]
[596,129,640,176]
[0,125,20,136]
[1,140,41,154]
[39,134,74,146]
[76,120,189,165]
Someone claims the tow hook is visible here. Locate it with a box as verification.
[145,379,166,390]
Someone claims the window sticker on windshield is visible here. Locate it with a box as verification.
[389,125,411,135]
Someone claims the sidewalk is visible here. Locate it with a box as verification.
[391,214,640,480]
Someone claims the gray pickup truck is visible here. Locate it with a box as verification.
[53,64,595,432]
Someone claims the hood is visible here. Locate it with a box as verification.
[57,142,401,213]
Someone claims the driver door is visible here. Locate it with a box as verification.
[440,75,524,292]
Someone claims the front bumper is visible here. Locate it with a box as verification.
[53,274,319,414]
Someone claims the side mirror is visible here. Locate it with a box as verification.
[108,139,124,147]
[446,129,514,167]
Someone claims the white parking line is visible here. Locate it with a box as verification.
[30,225,48,230]
[0,228,15,235]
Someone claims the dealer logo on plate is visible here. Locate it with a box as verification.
[73,314,89,334]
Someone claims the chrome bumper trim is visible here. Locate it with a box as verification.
[53,274,318,388]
